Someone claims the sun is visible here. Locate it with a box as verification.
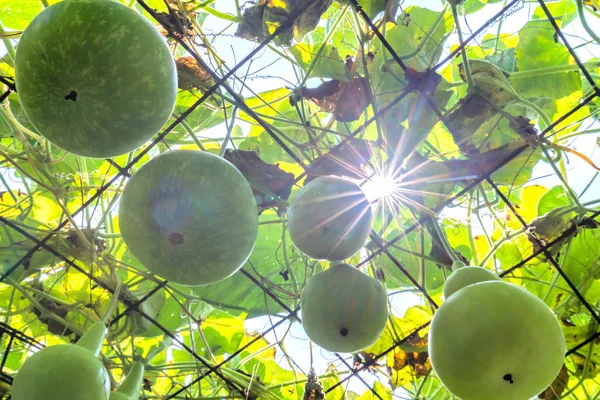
[362,173,399,202]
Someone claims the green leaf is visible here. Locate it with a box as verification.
[512,20,581,99]
[371,227,445,291]
[374,6,453,72]
[191,210,309,317]
[0,0,42,30]
[288,43,348,80]
[358,381,392,399]
[562,228,600,288]
[491,147,542,187]
[356,0,386,20]
[533,0,578,28]
[537,185,569,216]
[459,0,505,14]
[495,240,523,270]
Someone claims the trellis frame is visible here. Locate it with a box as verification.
[0,0,599,398]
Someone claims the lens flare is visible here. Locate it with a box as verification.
[362,174,398,201]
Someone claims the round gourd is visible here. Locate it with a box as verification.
[443,265,501,299]
[11,322,110,400]
[288,176,372,261]
[118,150,258,286]
[429,281,566,400]
[301,263,388,353]
[14,0,177,158]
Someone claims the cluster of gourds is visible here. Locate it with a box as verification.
[10,0,567,399]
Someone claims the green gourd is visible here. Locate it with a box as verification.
[14,0,177,158]
[301,263,388,353]
[288,176,373,261]
[429,277,566,400]
[11,321,110,400]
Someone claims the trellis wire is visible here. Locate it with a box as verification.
[0,321,43,386]
[0,0,598,398]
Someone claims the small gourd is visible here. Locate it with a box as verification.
[301,263,388,353]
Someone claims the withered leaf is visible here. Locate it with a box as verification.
[446,60,520,156]
[509,115,538,147]
[236,0,333,47]
[224,149,295,213]
[460,60,517,109]
[527,207,598,258]
[290,77,371,122]
[304,138,372,183]
[388,332,431,389]
[393,350,430,376]
[538,364,569,399]
[404,68,443,96]
[528,206,575,246]
[424,219,468,268]
[176,56,216,91]
[384,0,400,23]
[31,282,78,339]
[584,0,598,10]
[155,2,195,40]
[302,368,325,400]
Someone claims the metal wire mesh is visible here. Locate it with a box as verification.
[0,0,599,398]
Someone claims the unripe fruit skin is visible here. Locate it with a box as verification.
[443,266,501,299]
[119,150,258,286]
[14,0,177,158]
[429,281,566,400]
[288,176,372,261]
[11,344,111,400]
[301,263,388,353]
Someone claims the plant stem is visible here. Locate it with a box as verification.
[466,194,480,266]
[431,218,460,263]
[204,6,239,22]
[450,4,474,91]
[0,19,16,62]
[101,280,122,323]
[540,142,584,211]
[558,128,600,141]
[494,0,508,53]
[6,277,86,336]
[295,2,350,90]
[577,0,600,45]
[219,106,239,156]
[447,62,600,87]
[178,118,207,151]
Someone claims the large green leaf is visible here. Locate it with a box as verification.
[532,0,578,27]
[0,0,42,30]
[191,210,313,317]
[512,20,581,100]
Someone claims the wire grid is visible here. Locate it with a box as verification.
[0,0,598,398]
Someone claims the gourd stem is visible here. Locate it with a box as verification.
[101,280,122,324]
[76,321,107,357]
[451,260,467,272]
[115,361,144,398]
